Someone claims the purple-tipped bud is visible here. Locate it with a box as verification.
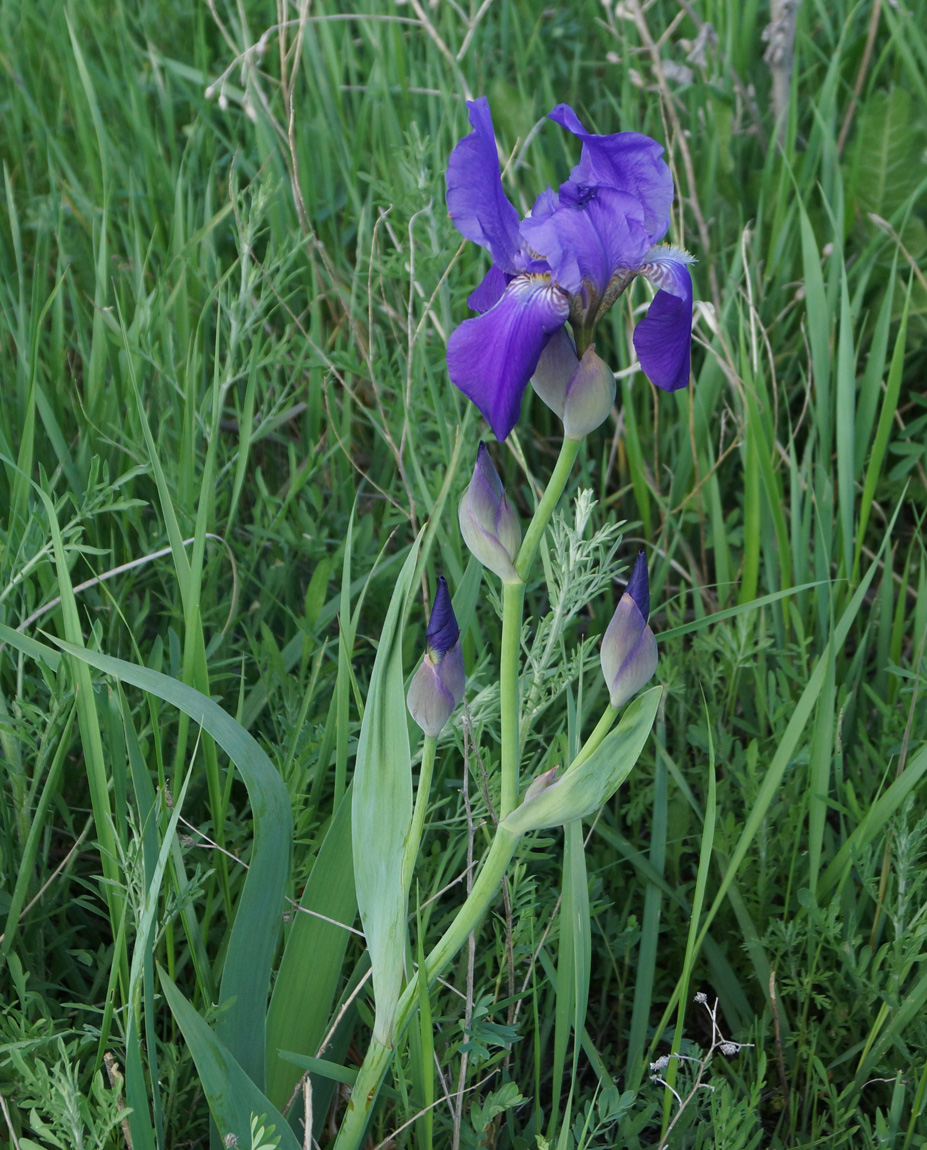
[458,443,522,584]
[407,577,466,737]
[531,331,616,440]
[426,576,460,659]
[600,550,658,709]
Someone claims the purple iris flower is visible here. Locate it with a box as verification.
[446,99,695,441]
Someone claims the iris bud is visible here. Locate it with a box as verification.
[407,577,466,737]
[523,765,559,802]
[458,443,522,584]
[531,330,616,440]
[601,550,658,708]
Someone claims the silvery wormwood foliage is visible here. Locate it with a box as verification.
[462,491,623,742]
[521,490,625,736]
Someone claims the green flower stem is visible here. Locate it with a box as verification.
[515,437,581,581]
[574,327,593,357]
[497,437,582,819]
[402,735,437,896]
[500,581,526,820]
[565,703,618,776]
[333,825,521,1150]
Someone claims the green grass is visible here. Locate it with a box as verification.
[1,0,927,1147]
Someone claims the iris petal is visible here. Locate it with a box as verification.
[625,550,651,622]
[446,98,523,272]
[447,274,570,441]
[632,247,694,392]
[467,264,508,313]
[528,186,559,222]
[548,104,674,241]
[426,576,459,658]
[521,186,649,298]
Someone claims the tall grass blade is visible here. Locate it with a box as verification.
[266,790,357,1112]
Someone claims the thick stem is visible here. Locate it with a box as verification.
[515,438,581,582]
[331,1035,394,1150]
[332,826,521,1150]
[336,438,582,1149]
[499,582,526,820]
[499,437,582,820]
[402,735,436,895]
[574,325,594,358]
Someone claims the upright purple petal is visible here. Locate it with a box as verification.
[426,576,459,658]
[521,186,650,298]
[528,186,560,222]
[447,273,570,441]
[446,98,523,272]
[549,104,674,241]
[632,246,694,392]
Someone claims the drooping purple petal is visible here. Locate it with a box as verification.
[521,186,650,298]
[632,246,694,392]
[447,273,570,441]
[426,576,459,658]
[446,98,523,272]
[549,104,674,241]
[467,264,508,313]
[625,550,651,623]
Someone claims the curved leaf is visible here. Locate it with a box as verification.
[46,636,291,1089]
[159,970,300,1150]
[502,687,662,835]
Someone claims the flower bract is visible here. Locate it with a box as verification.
[531,330,616,440]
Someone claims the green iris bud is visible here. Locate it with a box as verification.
[458,443,522,584]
